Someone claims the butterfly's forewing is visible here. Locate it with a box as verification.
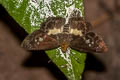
[68,17,92,35]
[21,29,59,50]
[40,17,65,34]
[70,32,107,53]
[21,17,66,50]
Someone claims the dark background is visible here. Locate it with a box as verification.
[0,0,120,80]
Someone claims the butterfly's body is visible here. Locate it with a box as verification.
[21,10,107,53]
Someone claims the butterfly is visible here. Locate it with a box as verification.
[21,10,107,53]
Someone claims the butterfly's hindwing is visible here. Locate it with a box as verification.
[21,30,59,50]
[70,32,107,53]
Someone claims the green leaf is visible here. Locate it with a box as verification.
[0,0,86,80]
[46,49,86,80]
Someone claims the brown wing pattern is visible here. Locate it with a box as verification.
[21,30,59,50]
[70,32,107,53]
[68,17,92,35]
[21,17,65,50]
[40,17,65,33]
